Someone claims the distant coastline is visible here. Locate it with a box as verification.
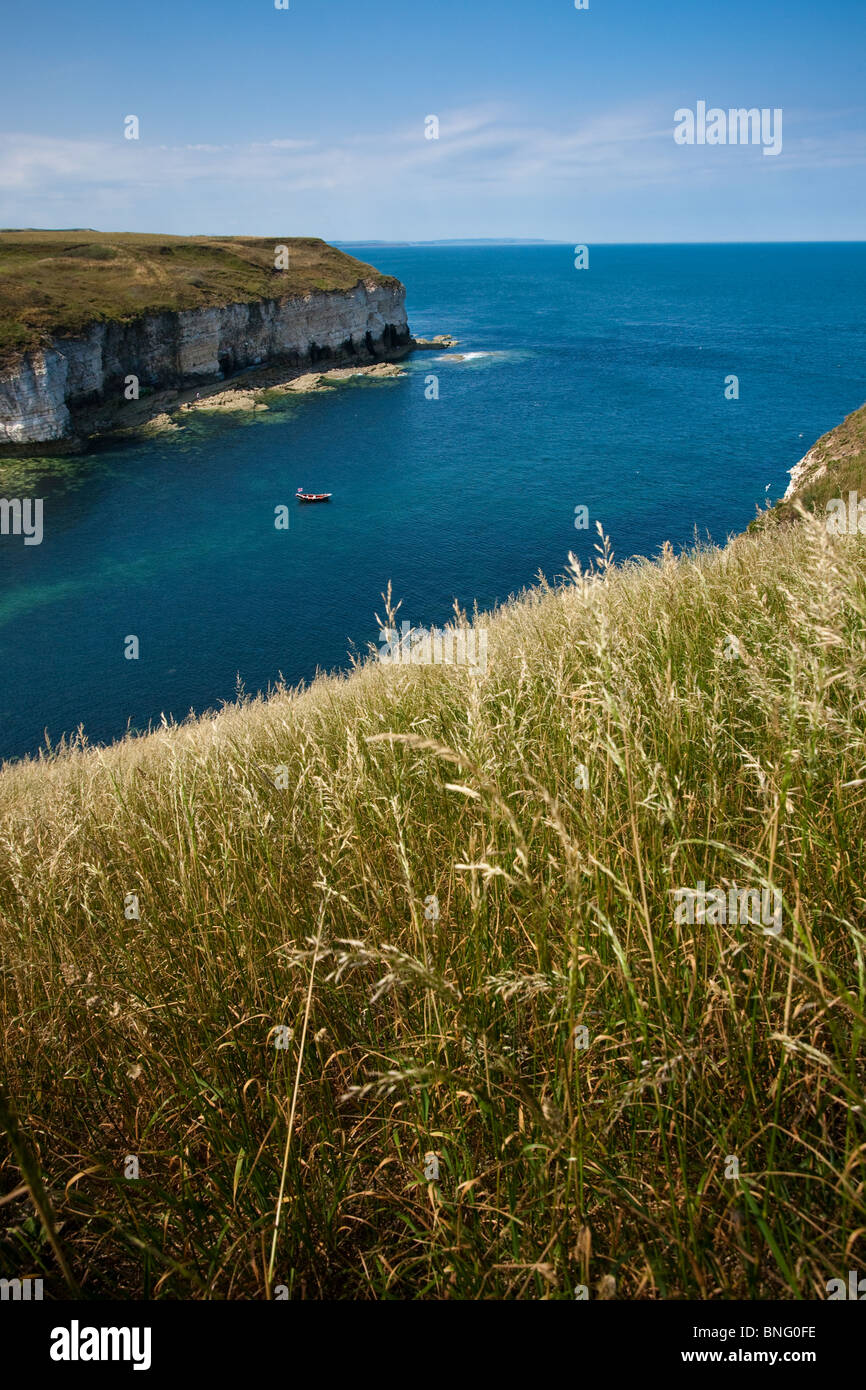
[335,238,562,247]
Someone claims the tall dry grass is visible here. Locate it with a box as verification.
[1,514,864,1299]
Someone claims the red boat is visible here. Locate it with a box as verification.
[296,489,332,503]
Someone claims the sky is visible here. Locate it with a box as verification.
[1,0,864,242]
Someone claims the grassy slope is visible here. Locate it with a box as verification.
[0,231,398,368]
[1,498,865,1298]
[761,400,866,526]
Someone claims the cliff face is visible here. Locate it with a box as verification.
[782,401,866,502]
[0,279,410,445]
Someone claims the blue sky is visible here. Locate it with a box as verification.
[1,0,864,241]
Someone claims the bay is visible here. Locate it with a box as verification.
[1,242,864,762]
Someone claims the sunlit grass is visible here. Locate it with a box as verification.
[1,512,864,1299]
[0,231,397,367]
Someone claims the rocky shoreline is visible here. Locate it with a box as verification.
[82,360,414,444]
[0,273,416,454]
[0,332,460,457]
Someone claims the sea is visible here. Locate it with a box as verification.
[1,243,865,763]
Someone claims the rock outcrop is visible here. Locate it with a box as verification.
[783,401,866,501]
[0,279,410,447]
[412,335,459,350]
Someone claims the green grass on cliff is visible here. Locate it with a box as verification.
[0,232,399,368]
[756,400,866,529]
[1,496,865,1299]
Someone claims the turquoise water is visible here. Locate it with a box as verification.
[1,243,865,762]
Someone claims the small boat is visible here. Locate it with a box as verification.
[296,489,332,503]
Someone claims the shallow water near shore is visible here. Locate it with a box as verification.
[1,242,865,763]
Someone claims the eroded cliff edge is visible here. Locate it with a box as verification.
[0,279,410,449]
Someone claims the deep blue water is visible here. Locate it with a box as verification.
[1,243,865,762]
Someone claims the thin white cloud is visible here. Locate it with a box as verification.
[0,104,863,235]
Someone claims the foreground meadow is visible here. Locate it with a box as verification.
[1,511,865,1299]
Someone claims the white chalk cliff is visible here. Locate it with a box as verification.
[0,279,410,445]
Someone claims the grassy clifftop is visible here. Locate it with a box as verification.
[0,231,399,368]
[1,476,865,1298]
[765,399,866,524]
